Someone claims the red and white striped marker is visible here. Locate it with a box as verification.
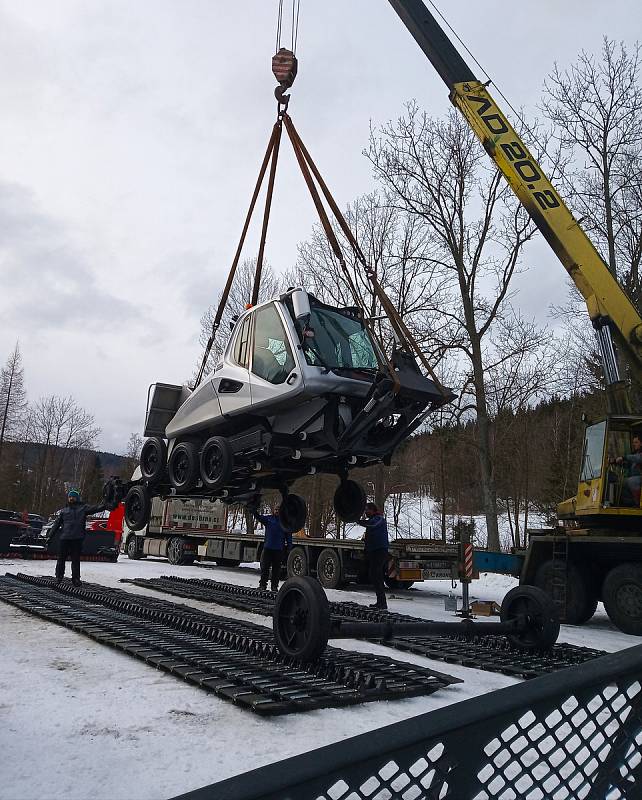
[462,543,473,580]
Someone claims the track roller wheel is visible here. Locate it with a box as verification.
[333,479,366,522]
[200,436,233,490]
[168,442,199,491]
[273,576,331,662]
[140,437,167,485]
[279,493,307,532]
[500,585,560,650]
[124,486,151,532]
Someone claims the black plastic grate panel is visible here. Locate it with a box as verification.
[123,575,606,680]
[0,573,459,716]
[171,646,642,800]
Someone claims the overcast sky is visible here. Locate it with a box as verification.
[0,0,639,453]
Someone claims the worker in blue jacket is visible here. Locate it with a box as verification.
[252,504,293,592]
[358,502,390,609]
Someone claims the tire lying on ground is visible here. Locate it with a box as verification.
[533,559,598,625]
[602,563,642,636]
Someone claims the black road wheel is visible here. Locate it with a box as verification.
[533,560,598,625]
[140,437,167,485]
[168,442,199,491]
[102,479,122,511]
[126,535,142,560]
[602,564,642,636]
[124,486,151,532]
[200,436,233,490]
[500,585,560,650]
[287,546,308,578]
[317,548,343,590]
[167,536,192,566]
[279,493,307,533]
[273,576,331,661]
[333,480,366,523]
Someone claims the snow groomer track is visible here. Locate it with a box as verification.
[0,573,458,716]
[122,575,608,679]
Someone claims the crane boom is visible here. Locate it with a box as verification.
[387,0,642,401]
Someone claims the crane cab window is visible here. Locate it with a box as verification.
[580,421,606,482]
[251,304,295,384]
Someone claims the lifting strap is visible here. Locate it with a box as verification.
[196,47,447,400]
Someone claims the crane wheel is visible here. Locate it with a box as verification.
[602,564,642,636]
[500,585,560,650]
[533,560,597,625]
[273,577,331,662]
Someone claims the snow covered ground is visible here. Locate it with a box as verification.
[0,556,638,800]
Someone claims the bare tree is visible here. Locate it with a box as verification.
[28,395,100,513]
[367,104,540,551]
[194,257,281,381]
[0,342,27,463]
[543,39,642,289]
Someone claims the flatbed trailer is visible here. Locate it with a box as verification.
[123,497,460,589]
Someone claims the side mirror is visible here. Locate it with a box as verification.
[292,289,311,319]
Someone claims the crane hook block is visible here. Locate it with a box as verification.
[272,47,298,106]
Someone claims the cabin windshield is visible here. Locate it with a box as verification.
[302,306,379,370]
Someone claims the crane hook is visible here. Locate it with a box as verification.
[272,47,298,110]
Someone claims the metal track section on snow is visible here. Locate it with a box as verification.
[0,573,458,715]
[122,575,607,680]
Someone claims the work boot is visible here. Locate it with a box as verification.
[55,577,63,585]
[259,583,267,591]
[72,579,81,587]
[271,585,279,593]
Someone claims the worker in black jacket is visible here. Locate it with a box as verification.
[48,489,107,586]
[357,502,390,610]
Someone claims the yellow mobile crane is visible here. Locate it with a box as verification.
[388,0,642,633]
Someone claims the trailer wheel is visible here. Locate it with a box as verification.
[317,548,343,590]
[500,585,560,650]
[273,576,331,662]
[200,436,233,490]
[124,486,151,532]
[126,535,142,560]
[279,493,307,533]
[533,560,597,625]
[287,546,308,578]
[333,480,366,522]
[602,564,642,636]
[140,437,167,485]
[167,537,194,566]
[168,442,199,491]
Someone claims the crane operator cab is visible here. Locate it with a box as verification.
[120,288,454,534]
[558,415,642,528]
